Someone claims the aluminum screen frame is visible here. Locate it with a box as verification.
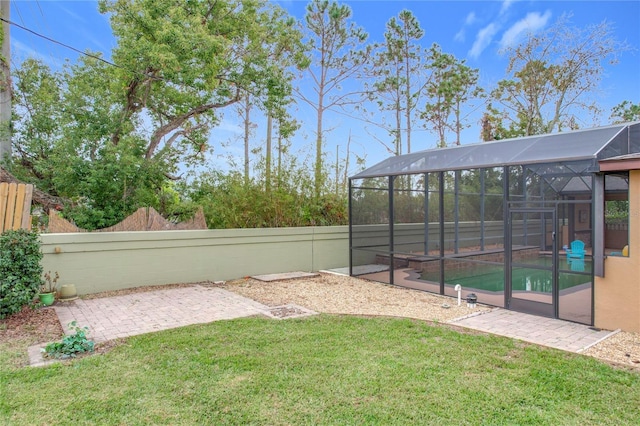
[353,123,640,179]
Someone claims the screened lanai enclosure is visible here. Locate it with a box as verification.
[349,123,640,325]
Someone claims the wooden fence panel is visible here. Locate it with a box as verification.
[0,182,33,232]
[0,183,7,232]
[47,206,207,233]
[14,184,26,229]
[4,183,16,231]
[20,184,33,229]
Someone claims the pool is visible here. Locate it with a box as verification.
[421,257,591,293]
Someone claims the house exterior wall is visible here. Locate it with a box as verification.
[595,170,640,332]
[41,226,348,295]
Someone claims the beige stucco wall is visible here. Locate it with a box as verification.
[41,226,348,295]
[595,170,640,332]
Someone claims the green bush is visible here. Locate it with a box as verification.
[187,171,348,229]
[0,229,43,319]
[43,321,95,359]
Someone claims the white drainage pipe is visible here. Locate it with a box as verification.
[454,284,462,306]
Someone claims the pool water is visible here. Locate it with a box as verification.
[421,257,591,293]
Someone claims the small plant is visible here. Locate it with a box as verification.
[43,321,95,359]
[41,271,59,294]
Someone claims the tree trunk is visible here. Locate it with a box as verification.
[0,167,67,211]
[342,132,351,196]
[315,97,324,200]
[265,114,272,193]
[244,94,251,186]
[277,131,282,190]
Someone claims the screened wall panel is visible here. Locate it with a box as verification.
[393,174,426,257]
[630,125,640,153]
[425,173,442,256]
[350,178,391,280]
[350,123,640,324]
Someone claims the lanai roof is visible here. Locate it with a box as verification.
[352,122,640,179]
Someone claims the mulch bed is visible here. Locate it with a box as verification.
[1,305,124,367]
[0,306,64,344]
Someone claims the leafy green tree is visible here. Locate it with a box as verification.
[100,0,304,163]
[299,0,370,199]
[12,59,62,192]
[420,46,482,147]
[370,10,425,156]
[421,45,455,147]
[487,15,627,138]
[447,60,483,145]
[610,101,640,123]
[264,111,301,193]
[12,0,305,229]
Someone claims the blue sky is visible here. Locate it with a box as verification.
[7,0,640,175]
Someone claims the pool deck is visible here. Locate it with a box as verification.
[349,265,615,352]
[359,265,593,324]
[40,278,615,359]
[450,309,616,353]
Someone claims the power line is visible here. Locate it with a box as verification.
[35,0,45,18]
[33,0,65,63]
[2,15,263,99]
[0,16,123,71]
[14,0,62,66]
[12,1,25,27]
[0,16,221,93]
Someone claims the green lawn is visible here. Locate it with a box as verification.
[2,315,639,425]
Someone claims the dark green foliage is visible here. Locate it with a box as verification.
[606,200,629,223]
[187,171,347,228]
[11,0,307,231]
[611,101,640,123]
[56,140,167,230]
[0,230,43,319]
[486,17,626,139]
[43,321,95,359]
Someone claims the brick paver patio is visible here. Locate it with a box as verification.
[54,285,275,343]
[52,284,617,354]
[450,309,617,352]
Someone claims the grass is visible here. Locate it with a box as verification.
[1,315,639,425]
[0,333,35,369]
[0,308,63,370]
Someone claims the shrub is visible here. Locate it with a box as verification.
[187,171,348,229]
[43,321,95,359]
[0,229,43,318]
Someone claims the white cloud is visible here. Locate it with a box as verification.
[78,29,110,53]
[499,10,552,48]
[469,23,499,59]
[59,5,87,23]
[454,12,478,43]
[465,12,477,25]
[11,40,63,69]
[500,0,516,15]
[217,119,244,135]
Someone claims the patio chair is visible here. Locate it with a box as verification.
[570,259,585,272]
[566,240,586,260]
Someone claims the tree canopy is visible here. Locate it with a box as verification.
[300,0,370,198]
[484,15,628,140]
[5,2,635,229]
[11,0,306,229]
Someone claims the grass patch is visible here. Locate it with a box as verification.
[1,315,639,425]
